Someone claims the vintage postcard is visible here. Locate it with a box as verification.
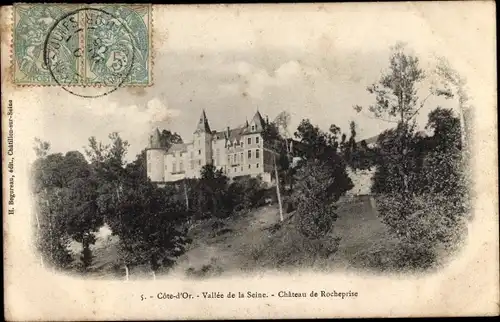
[1,2,498,320]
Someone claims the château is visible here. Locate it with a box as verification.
[146,109,286,183]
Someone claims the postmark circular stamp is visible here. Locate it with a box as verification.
[43,7,138,98]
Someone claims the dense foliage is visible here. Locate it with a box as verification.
[354,42,470,270]
[31,133,191,276]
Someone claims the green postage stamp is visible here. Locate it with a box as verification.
[13,4,152,87]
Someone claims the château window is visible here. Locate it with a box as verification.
[256,163,259,168]
[198,150,201,155]
[241,142,244,148]
[251,125,255,131]
[180,161,184,172]
[240,152,243,162]
[198,160,201,166]
[248,164,251,169]
[248,150,251,159]
[172,163,176,173]
[241,166,243,172]
[256,149,260,159]
[256,136,260,144]
[247,137,251,145]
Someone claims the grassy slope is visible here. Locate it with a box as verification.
[171,195,395,277]
[84,195,396,278]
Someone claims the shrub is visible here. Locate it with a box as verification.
[375,192,467,269]
[249,216,341,270]
[292,159,352,239]
[227,176,266,211]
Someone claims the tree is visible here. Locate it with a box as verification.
[420,108,464,196]
[126,149,148,184]
[84,132,191,278]
[274,111,292,139]
[62,174,102,271]
[373,107,468,269]
[159,130,183,150]
[262,120,294,190]
[291,118,353,241]
[85,133,130,224]
[433,57,471,152]
[290,159,350,263]
[56,150,102,271]
[227,176,266,211]
[194,164,231,218]
[111,179,190,278]
[354,42,427,194]
[426,107,461,152]
[31,150,74,270]
[33,137,50,158]
[370,124,422,194]
[294,119,332,162]
[31,148,101,271]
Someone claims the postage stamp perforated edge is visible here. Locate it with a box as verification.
[11,3,153,88]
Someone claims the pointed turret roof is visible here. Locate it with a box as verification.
[242,110,266,134]
[149,128,162,148]
[253,110,266,127]
[194,109,211,133]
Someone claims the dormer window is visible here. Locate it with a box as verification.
[251,125,255,131]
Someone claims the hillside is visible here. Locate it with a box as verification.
[172,195,396,277]
[80,195,397,279]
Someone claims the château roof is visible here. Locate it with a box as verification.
[242,110,267,134]
[166,143,188,154]
[149,128,162,149]
[213,127,245,142]
[149,109,272,152]
[194,109,212,133]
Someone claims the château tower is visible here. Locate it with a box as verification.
[192,109,213,169]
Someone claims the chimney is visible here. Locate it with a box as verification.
[227,126,230,137]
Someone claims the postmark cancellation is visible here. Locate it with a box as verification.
[12,4,152,87]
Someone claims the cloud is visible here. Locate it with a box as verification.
[145,98,181,123]
[89,97,180,126]
[217,60,316,99]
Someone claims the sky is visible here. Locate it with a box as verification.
[8,2,494,163]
